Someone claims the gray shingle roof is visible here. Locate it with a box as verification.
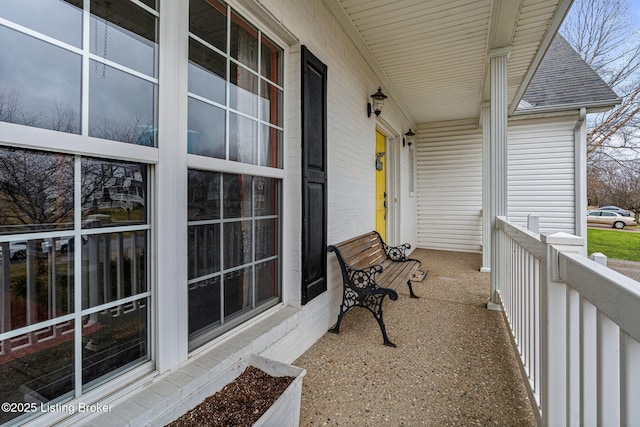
[520,34,619,110]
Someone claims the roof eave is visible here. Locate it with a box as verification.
[512,98,622,116]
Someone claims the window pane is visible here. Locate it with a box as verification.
[261,34,282,85]
[188,170,221,221]
[0,0,83,47]
[0,237,74,332]
[261,80,283,126]
[81,231,147,310]
[255,219,278,260]
[229,113,258,165]
[229,63,259,117]
[82,299,148,389]
[188,39,226,104]
[89,62,156,145]
[223,174,252,218]
[188,277,220,335]
[81,159,147,228]
[190,0,227,53]
[0,147,74,233]
[90,1,157,77]
[0,321,75,425]
[256,259,278,304]
[260,125,282,168]
[139,0,157,10]
[254,177,279,217]
[230,12,258,71]
[224,267,251,318]
[188,224,220,279]
[188,97,226,158]
[0,26,81,133]
[223,221,252,268]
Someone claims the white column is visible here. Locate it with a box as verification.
[481,103,491,273]
[488,47,510,309]
[156,0,189,372]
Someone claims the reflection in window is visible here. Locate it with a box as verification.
[0,236,74,331]
[0,147,74,233]
[0,322,75,425]
[89,63,156,145]
[0,0,83,48]
[82,299,148,390]
[0,147,150,425]
[187,171,281,348]
[0,1,158,146]
[0,26,82,134]
[81,231,147,309]
[187,98,226,158]
[189,38,226,104]
[90,0,157,77]
[81,158,147,228]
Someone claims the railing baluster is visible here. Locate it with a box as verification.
[621,330,640,425]
[581,298,597,427]
[568,289,580,426]
[597,313,621,426]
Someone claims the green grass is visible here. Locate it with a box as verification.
[587,228,640,262]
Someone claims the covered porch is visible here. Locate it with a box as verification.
[297,217,640,426]
[296,248,536,425]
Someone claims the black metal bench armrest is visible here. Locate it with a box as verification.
[345,264,384,292]
[383,242,411,261]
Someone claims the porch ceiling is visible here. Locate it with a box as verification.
[329,0,573,125]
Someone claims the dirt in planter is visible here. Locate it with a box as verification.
[167,366,294,427]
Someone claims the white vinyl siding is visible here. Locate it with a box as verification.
[508,116,576,234]
[416,115,578,254]
[416,122,483,253]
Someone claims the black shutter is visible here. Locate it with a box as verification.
[301,46,327,305]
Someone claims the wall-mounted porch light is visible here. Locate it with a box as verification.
[404,129,415,147]
[367,87,387,117]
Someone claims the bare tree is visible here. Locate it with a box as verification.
[561,0,640,160]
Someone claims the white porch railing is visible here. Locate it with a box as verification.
[496,216,640,427]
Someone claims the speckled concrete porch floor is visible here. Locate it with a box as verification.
[294,249,537,426]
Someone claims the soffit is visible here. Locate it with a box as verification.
[332,0,572,125]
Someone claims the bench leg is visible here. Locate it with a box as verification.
[375,314,397,347]
[406,279,419,299]
[365,295,397,347]
[328,306,349,334]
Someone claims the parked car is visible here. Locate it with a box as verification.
[587,210,637,229]
[598,205,631,216]
[0,242,28,262]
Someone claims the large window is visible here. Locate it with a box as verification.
[0,148,151,425]
[187,0,284,349]
[0,1,156,424]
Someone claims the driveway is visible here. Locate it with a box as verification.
[607,258,640,282]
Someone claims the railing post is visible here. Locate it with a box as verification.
[539,232,584,427]
[590,252,607,266]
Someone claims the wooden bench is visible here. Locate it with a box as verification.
[327,231,424,347]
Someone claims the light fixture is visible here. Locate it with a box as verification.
[367,87,387,117]
[404,129,415,147]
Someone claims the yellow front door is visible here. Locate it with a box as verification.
[375,130,386,241]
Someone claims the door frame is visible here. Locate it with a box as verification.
[375,120,400,245]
